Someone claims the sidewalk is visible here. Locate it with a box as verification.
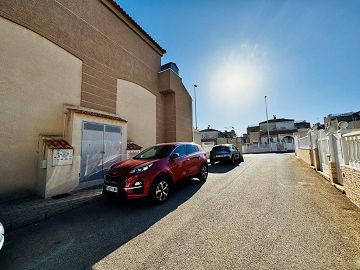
[0,186,103,232]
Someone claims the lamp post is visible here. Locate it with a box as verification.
[194,85,198,130]
[265,96,271,152]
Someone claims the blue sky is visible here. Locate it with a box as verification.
[116,0,360,135]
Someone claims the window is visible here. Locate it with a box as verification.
[174,145,187,157]
[134,145,175,159]
[186,144,198,155]
[213,145,230,151]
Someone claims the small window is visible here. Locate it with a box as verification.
[174,145,187,157]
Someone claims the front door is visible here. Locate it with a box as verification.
[169,145,190,182]
[80,121,122,182]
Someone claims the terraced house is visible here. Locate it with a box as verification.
[0,0,193,198]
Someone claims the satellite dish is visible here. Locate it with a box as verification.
[338,121,349,130]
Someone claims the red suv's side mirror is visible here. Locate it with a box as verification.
[169,153,180,161]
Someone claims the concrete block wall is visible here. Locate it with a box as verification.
[342,166,360,208]
[298,149,312,165]
[329,162,338,183]
[312,149,321,170]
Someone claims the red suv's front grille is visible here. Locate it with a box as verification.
[105,175,127,187]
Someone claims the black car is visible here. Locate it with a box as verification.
[210,144,244,165]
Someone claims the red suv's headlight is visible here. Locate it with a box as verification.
[130,163,153,174]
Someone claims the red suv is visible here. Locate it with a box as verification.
[103,143,208,204]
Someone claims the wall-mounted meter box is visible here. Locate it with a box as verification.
[52,149,73,166]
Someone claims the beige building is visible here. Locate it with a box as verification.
[0,0,193,198]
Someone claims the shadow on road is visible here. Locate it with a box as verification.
[208,162,241,173]
[0,179,204,270]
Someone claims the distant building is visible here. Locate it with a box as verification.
[199,127,221,143]
[324,111,360,130]
[312,122,325,130]
[295,120,311,131]
[247,125,260,144]
[245,116,311,147]
[238,134,248,144]
[258,118,297,144]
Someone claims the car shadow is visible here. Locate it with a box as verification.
[0,179,204,270]
[208,162,241,173]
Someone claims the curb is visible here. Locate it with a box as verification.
[4,193,103,232]
[294,155,346,195]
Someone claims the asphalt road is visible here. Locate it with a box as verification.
[1,154,360,270]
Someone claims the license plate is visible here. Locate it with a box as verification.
[216,155,225,158]
[105,185,118,193]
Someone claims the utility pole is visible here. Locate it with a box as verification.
[194,85,198,130]
[265,96,271,152]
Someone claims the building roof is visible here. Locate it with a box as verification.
[247,126,260,132]
[259,118,294,124]
[294,120,308,123]
[326,111,360,120]
[108,0,166,54]
[199,128,220,132]
[127,142,143,150]
[161,62,179,73]
[67,107,127,122]
[43,138,73,149]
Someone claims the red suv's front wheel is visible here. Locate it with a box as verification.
[150,177,170,204]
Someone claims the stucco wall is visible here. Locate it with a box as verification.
[158,69,193,143]
[342,166,360,208]
[200,131,219,139]
[249,132,260,143]
[0,0,193,145]
[0,17,82,195]
[116,79,156,148]
[0,0,162,114]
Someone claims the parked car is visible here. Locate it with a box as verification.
[0,222,4,251]
[210,144,244,165]
[103,143,208,204]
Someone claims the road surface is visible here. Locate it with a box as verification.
[1,154,360,270]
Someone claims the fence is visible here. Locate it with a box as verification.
[294,128,360,208]
[298,135,311,149]
[343,131,360,169]
[201,141,215,156]
[242,142,295,154]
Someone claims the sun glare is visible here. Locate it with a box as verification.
[208,46,267,109]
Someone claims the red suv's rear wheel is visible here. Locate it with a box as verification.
[198,163,208,181]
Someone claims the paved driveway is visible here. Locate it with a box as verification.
[1,154,360,269]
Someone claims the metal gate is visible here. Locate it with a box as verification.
[80,122,122,182]
[318,136,330,175]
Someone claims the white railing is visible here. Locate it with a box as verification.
[318,135,331,175]
[298,135,311,149]
[242,142,294,154]
[242,144,270,153]
[343,131,360,169]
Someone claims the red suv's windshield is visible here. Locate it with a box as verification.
[134,145,175,160]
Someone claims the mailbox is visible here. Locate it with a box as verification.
[37,136,76,198]
[52,149,73,166]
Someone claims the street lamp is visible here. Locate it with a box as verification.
[194,85,198,130]
[264,96,271,152]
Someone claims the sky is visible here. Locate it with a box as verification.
[116,0,360,135]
